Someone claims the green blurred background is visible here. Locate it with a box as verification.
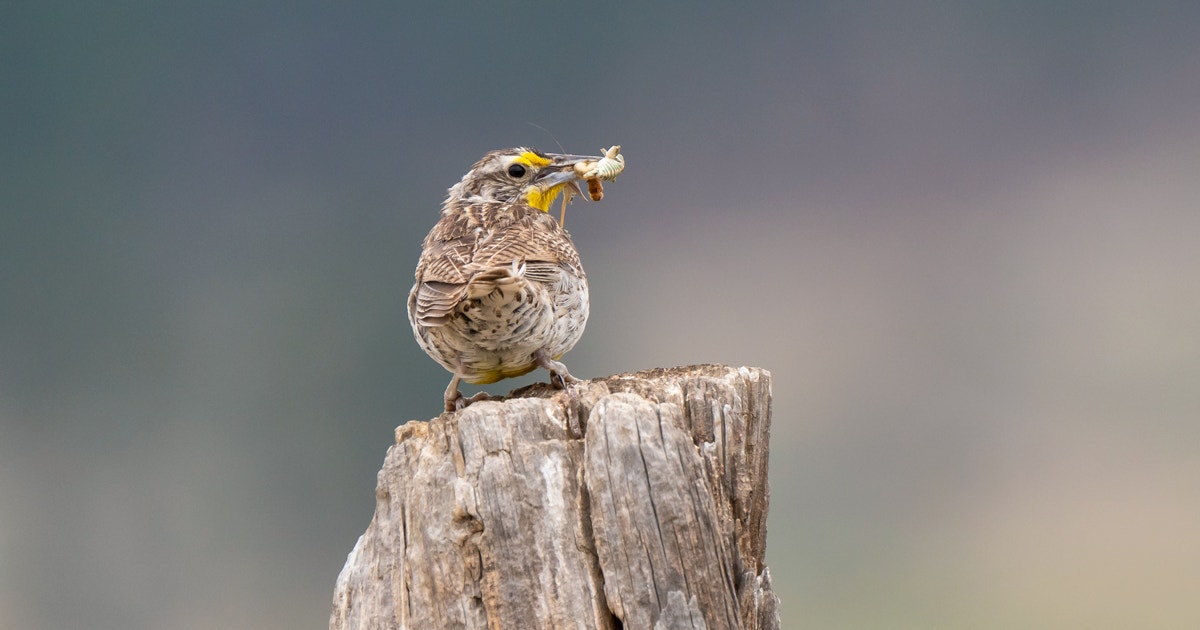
[3,2,1199,628]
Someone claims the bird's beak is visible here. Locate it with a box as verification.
[525,152,608,212]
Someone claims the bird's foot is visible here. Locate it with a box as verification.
[534,349,581,390]
[444,375,491,412]
[549,370,581,390]
[445,389,491,412]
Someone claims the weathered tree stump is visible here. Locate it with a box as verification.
[330,364,779,629]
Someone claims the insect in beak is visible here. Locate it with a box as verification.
[554,146,625,226]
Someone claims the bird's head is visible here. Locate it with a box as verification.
[445,147,608,212]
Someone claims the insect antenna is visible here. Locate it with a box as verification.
[526,122,566,155]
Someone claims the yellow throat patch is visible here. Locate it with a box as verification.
[524,185,565,212]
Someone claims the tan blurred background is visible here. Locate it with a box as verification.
[3,3,1199,628]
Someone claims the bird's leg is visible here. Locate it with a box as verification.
[443,375,463,412]
[534,349,580,389]
[444,374,490,411]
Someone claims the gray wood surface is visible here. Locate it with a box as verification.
[330,365,779,629]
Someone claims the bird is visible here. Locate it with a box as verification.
[408,147,607,412]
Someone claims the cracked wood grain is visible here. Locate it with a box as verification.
[330,365,779,630]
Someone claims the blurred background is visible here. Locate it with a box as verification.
[3,2,1199,628]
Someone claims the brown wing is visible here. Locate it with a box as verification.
[410,202,582,327]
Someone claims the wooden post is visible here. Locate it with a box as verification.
[330,365,779,629]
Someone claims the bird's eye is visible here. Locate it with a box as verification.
[507,163,527,178]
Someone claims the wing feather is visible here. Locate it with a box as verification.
[409,201,584,328]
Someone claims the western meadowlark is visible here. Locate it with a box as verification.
[408,147,618,412]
